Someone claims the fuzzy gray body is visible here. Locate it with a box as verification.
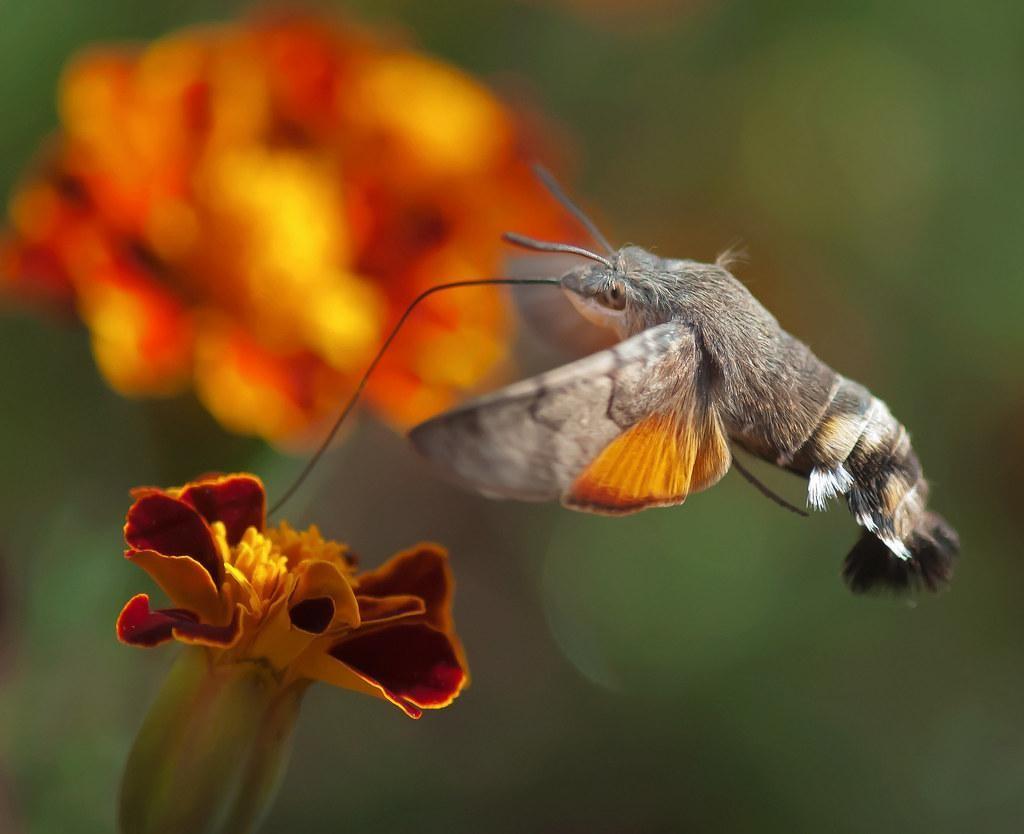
[413,245,958,592]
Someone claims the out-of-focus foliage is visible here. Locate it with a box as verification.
[0,2,1021,833]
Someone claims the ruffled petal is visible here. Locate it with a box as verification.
[289,560,359,633]
[247,592,318,673]
[290,645,387,702]
[246,560,360,672]
[328,623,466,718]
[178,475,266,544]
[125,549,225,624]
[125,493,222,585]
[353,544,452,630]
[356,594,425,625]
[289,597,334,633]
[117,594,240,648]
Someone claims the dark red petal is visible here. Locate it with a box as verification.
[288,597,334,634]
[330,623,465,713]
[179,475,266,544]
[355,594,425,624]
[125,494,221,584]
[128,486,162,500]
[116,594,192,647]
[116,594,238,647]
[355,546,449,628]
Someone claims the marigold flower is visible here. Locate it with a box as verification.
[117,472,467,717]
[1,13,570,441]
[116,473,467,833]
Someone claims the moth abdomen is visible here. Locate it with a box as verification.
[786,375,872,506]
[792,375,958,591]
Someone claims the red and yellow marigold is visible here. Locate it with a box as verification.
[116,472,467,832]
[1,12,570,441]
[117,473,467,717]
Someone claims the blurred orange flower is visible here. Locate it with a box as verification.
[117,472,467,718]
[1,13,569,441]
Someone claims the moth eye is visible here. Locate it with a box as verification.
[600,282,627,311]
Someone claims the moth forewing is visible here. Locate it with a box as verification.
[409,320,726,509]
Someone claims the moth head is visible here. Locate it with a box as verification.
[502,230,676,334]
[560,267,627,332]
[560,247,662,335]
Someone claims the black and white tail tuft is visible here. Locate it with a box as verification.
[842,511,959,593]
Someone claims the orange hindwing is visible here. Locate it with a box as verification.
[565,407,730,514]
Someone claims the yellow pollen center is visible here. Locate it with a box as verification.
[213,523,289,616]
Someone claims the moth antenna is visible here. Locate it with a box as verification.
[269,276,561,516]
[503,232,614,270]
[730,452,809,518]
[531,163,616,255]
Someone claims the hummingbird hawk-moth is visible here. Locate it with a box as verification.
[409,175,959,593]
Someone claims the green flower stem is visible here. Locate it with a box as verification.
[220,678,308,834]
[119,648,305,834]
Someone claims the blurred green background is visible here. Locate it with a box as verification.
[1,1,1022,832]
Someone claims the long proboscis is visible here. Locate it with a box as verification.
[269,277,560,516]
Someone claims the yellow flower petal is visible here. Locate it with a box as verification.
[126,550,225,625]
